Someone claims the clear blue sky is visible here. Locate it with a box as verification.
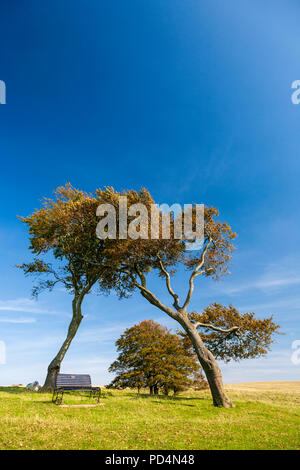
[0,0,299,385]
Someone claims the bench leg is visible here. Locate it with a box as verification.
[52,390,64,405]
[57,390,64,405]
[53,389,99,405]
[95,389,101,403]
[89,389,101,403]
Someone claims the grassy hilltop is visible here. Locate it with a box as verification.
[0,381,299,450]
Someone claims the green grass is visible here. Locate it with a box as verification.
[0,382,299,450]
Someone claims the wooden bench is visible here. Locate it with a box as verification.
[52,374,101,405]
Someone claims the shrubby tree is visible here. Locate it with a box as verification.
[108,320,206,395]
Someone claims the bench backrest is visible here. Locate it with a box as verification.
[55,374,92,389]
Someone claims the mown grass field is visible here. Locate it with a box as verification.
[0,381,299,450]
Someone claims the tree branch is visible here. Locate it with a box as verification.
[119,267,179,321]
[182,237,212,311]
[191,319,240,336]
[156,254,180,310]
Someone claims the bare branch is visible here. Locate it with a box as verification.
[156,254,180,310]
[182,238,212,311]
[119,267,179,321]
[50,269,71,289]
[192,319,240,335]
[134,264,147,288]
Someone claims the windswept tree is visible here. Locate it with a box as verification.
[96,188,280,408]
[108,320,205,395]
[19,184,279,405]
[18,184,131,391]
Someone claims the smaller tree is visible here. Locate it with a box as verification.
[108,320,207,395]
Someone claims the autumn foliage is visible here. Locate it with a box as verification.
[108,320,208,395]
[18,184,280,405]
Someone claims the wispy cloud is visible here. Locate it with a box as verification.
[223,276,300,295]
[220,256,300,296]
[0,317,36,324]
[221,350,299,383]
[0,298,67,315]
[239,295,300,314]
[5,335,62,354]
[76,324,129,344]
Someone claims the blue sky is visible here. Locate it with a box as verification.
[0,0,299,385]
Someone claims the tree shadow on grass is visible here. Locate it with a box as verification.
[152,400,197,407]
[0,386,30,394]
[129,392,206,402]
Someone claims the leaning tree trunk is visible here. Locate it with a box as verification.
[139,288,234,408]
[42,294,84,391]
[178,317,234,408]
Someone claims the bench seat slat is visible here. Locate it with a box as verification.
[56,374,91,386]
[55,374,98,390]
